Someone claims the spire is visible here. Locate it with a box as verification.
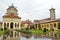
[51,6,53,8]
[12,3,14,6]
[50,6,55,10]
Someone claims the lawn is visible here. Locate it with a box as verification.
[29,30,43,35]
[29,30,51,35]
[0,30,4,36]
[56,30,60,35]
[16,29,51,35]
[0,29,10,36]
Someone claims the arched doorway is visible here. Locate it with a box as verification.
[10,22,13,29]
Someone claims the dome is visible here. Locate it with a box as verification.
[6,4,18,15]
[7,4,18,11]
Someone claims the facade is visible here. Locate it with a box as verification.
[2,4,21,30]
[33,7,60,30]
[0,5,60,30]
[21,19,32,29]
[0,22,2,28]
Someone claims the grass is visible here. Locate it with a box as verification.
[56,30,60,35]
[29,30,43,35]
[16,29,51,35]
[0,30,4,36]
[16,29,32,34]
[0,29,10,36]
[29,30,52,35]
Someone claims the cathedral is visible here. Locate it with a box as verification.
[2,4,21,30]
[0,4,60,30]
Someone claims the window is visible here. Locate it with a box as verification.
[58,22,60,29]
[54,23,56,28]
[44,25,46,28]
[50,24,52,26]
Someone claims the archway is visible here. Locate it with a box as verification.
[58,22,60,29]
[10,22,13,29]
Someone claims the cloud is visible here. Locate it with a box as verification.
[0,0,60,21]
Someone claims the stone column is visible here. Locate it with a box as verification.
[52,23,54,28]
[37,24,38,30]
[34,24,36,29]
[56,23,58,30]
[9,22,10,29]
[13,23,15,29]
[19,23,21,29]
[2,22,4,29]
[6,22,7,28]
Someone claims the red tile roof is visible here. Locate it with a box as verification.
[34,18,60,24]
[3,13,21,19]
[0,22,2,24]
[21,20,32,24]
[40,18,60,23]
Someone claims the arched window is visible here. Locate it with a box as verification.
[10,22,13,29]
[7,23,9,28]
[54,23,56,28]
[4,23,6,28]
[50,24,52,27]
[58,22,60,29]
[44,25,46,28]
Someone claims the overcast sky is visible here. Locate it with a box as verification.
[0,0,60,21]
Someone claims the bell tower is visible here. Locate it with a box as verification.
[7,3,18,15]
[49,7,55,20]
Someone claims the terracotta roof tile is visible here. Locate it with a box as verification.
[0,22,2,24]
[3,13,21,19]
[34,18,60,24]
[21,20,32,24]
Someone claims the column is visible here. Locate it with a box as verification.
[2,22,4,29]
[56,23,58,30]
[9,22,10,29]
[19,23,21,29]
[13,23,15,29]
[37,24,38,30]
[34,24,35,29]
[6,22,7,28]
